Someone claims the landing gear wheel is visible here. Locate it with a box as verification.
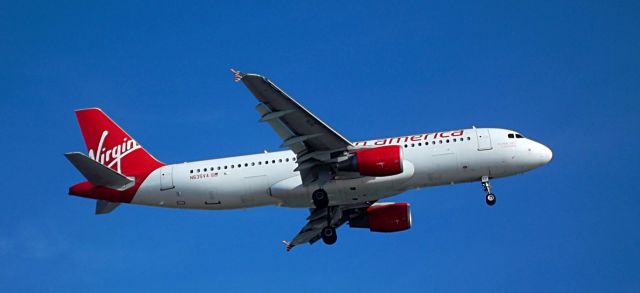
[321,226,337,245]
[485,193,496,206]
[312,189,329,208]
[481,176,497,206]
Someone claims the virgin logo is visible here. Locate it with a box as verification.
[88,130,141,173]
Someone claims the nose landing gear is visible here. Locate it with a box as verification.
[485,193,496,206]
[482,176,496,206]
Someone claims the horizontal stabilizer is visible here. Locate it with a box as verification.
[64,152,135,190]
[95,200,120,214]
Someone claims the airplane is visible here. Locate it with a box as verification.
[65,69,553,251]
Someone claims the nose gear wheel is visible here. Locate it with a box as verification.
[481,176,497,206]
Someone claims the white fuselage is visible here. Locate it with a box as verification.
[132,128,552,210]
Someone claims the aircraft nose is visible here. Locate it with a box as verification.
[532,142,553,167]
[524,141,553,169]
[541,144,553,164]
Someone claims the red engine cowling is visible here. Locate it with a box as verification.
[352,145,403,176]
[349,202,412,232]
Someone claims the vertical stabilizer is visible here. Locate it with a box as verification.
[75,108,163,175]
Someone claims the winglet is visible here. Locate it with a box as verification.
[282,240,294,252]
[230,68,244,82]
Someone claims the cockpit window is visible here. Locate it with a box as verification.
[515,134,524,138]
[508,133,514,138]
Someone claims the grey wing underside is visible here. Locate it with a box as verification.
[284,202,373,251]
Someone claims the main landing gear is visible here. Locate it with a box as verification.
[312,188,329,209]
[312,188,337,245]
[482,176,496,206]
[321,226,337,245]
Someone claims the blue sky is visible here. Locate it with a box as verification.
[1,0,639,292]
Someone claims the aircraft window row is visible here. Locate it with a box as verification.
[403,137,471,148]
[507,133,525,139]
[189,157,297,173]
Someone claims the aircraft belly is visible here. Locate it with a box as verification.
[271,161,415,208]
[405,144,487,187]
[132,165,283,210]
[405,151,465,186]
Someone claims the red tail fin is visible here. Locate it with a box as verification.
[75,108,163,176]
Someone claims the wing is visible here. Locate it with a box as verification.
[283,202,373,251]
[233,69,354,184]
[232,69,372,250]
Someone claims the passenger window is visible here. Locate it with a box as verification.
[265,161,269,165]
[279,159,282,163]
[418,143,422,146]
[224,166,228,169]
[272,160,275,164]
[467,137,471,140]
[197,169,200,172]
[439,140,442,144]
[453,138,457,142]
[404,144,408,148]
[258,162,262,165]
[411,143,415,147]
[286,158,289,162]
[251,162,255,166]
[190,170,193,174]
[446,139,449,143]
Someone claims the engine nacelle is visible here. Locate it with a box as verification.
[349,202,412,232]
[339,145,403,177]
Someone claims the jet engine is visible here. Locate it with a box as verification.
[349,202,412,232]
[338,145,403,177]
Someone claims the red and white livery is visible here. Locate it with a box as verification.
[65,70,552,250]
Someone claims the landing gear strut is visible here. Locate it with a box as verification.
[312,189,338,245]
[312,188,329,208]
[482,176,496,206]
[321,226,337,245]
